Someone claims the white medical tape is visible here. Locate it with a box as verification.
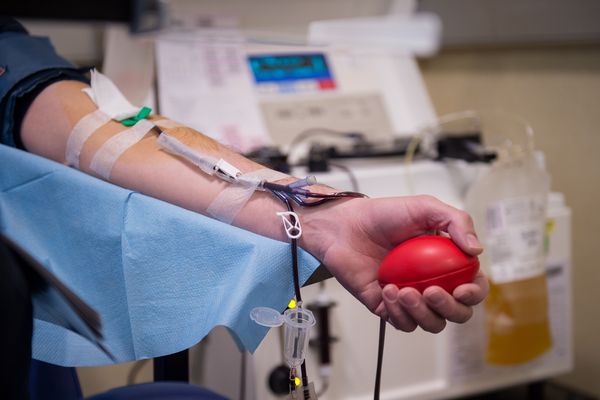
[65,109,111,168]
[153,119,185,129]
[156,131,289,223]
[207,169,289,224]
[82,69,140,120]
[89,119,155,180]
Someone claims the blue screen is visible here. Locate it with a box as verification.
[248,53,333,83]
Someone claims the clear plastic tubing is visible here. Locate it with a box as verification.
[288,175,317,189]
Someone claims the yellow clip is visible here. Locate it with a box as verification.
[288,299,297,309]
[294,377,301,387]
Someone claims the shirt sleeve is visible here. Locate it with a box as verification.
[0,20,90,149]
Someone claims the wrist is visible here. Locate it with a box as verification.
[265,176,354,261]
[296,195,350,263]
[247,175,339,261]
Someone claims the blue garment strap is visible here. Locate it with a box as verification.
[0,31,88,148]
[0,33,79,103]
[0,144,321,366]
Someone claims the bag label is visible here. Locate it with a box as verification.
[485,195,546,283]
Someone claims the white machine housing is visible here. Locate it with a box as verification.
[195,159,572,400]
[156,37,437,152]
[147,3,573,399]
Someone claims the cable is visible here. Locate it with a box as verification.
[317,380,330,398]
[286,127,366,166]
[329,162,360,193]
[404,110,481,195]
[281,198,303,304]
[301,363,310,399]
[403,133,422,195]
[281,197,309,397]
[288,127,365,151]
[373,318,387,400]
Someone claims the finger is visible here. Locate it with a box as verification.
[382,285,418,332]
[435,206,483,256]
[398,287,446,333]
[452,270,489,306]
[415,196,484,256]
[424,286,473,324]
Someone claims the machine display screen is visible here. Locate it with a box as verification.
[247,53,336,92]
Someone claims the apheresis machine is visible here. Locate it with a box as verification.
[98,1,573,399]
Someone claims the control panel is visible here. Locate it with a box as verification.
[157,37,437,152]
[261,93,394,146]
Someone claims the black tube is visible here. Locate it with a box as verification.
[374,318,386,400]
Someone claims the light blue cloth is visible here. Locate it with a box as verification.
[0,144,321,366]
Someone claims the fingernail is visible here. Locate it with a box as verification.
[467,233,482,250]
[429,290,445,306]
[400,291,419,307]
[383,286,398,302]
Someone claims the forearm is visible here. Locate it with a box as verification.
[11,31,488,333]
[20,80,330,258]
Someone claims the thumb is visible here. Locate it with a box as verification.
[411,195,484,256]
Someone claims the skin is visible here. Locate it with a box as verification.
[21,80,488,333]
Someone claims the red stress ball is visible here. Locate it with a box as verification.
[378,236,479,294]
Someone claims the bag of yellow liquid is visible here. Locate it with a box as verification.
[465,145,552,365]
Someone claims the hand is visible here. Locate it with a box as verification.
[302,195,489,333]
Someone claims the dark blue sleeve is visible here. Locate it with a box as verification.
[0,22,90,149]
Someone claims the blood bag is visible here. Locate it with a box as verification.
[466,147,552,365]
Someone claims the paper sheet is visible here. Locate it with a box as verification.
[156,32,270,152]
[0,144,320,366]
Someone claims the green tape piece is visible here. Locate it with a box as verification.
[120,106,152,127]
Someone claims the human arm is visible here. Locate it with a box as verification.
[20,79,488,333]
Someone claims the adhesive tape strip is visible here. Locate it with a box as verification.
[82,69,139,120]
[65,109,111,168]
[153,119,185,129]
[207,169,288,224]
[89,119,155,180]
